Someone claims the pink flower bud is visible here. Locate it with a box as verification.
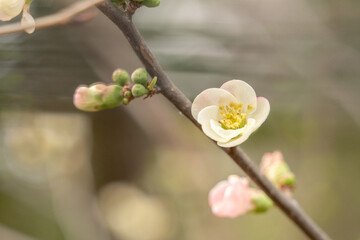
[208,175,253,218]
[260,151,295,190]
[73,83,107,112]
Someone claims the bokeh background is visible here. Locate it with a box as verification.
[0,0,359,239]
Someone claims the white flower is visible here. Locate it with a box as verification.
[0,0,35,34]
[0,0,26,21]
[191,80,270,147]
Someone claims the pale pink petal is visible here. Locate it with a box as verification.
[228,175,249,186]
[217,118,256,147]
[208,180,228,206]
[191,88,237,120]
[73,86,89,109]
[212,198,243,218]
[209,176,252,218]
[260,152,275,171]
[273,151,284,162]
[220,80,257,113]
[73,85,102,112]
[248,97,270,130]
[260,151,284,175]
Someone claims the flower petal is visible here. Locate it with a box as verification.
[197,105,221,124]
[210,120,247,141]
[208,180,228,206]
[217,118,256,148]
[191,88,237,120]
[0,0,25,20]
[248,97,270,130]
[202,125,228,142]
[0,10,12,21]
[197,106,228,142]
[220,80,257,113]
[21,5,35,34]
[211,201,242,218]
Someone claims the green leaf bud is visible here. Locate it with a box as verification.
[112,68,130,86]
[148,76,157,91]
[142,0,160,7]
[123,98,130,105]
[131,68,148,86]
[131,84,149,98]
[123,90,132,98]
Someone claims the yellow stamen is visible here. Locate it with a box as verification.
[218,102,253,130]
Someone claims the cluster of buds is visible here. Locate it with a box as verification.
[73,68,157,112]
[260,151,295,193]
[208,175,273,218]
[111,0,160,8]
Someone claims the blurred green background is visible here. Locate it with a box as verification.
[0,0,359,239]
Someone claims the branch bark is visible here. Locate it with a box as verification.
[0,0,104,35]
[97,1,332,240]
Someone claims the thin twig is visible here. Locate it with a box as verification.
[0,0,104,35]
[97,1,332,239]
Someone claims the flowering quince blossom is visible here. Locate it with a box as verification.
[260,151,295,191]
[0,0,35,34]
[191,80,270,147]
[208,175,254,218]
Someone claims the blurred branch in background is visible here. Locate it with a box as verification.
[0,0,104,35]
[97,1,331,240]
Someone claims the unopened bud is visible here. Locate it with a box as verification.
[73,83,107,112]
[250,190,273,213]
[123,98,130,105]
[112,68,130,86]
[142,0,160,7]
[131,68,148,86]
[209,176,253,218]
[260,151,295,190]
[132,84,149,98]
[282,172,295,188]
[101,85,123,109]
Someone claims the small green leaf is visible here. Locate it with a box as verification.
[148,76,157,91]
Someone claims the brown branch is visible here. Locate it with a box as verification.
[97,1,332,240]
[0,0,104,35]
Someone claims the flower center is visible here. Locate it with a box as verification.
[218,102,253,130]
